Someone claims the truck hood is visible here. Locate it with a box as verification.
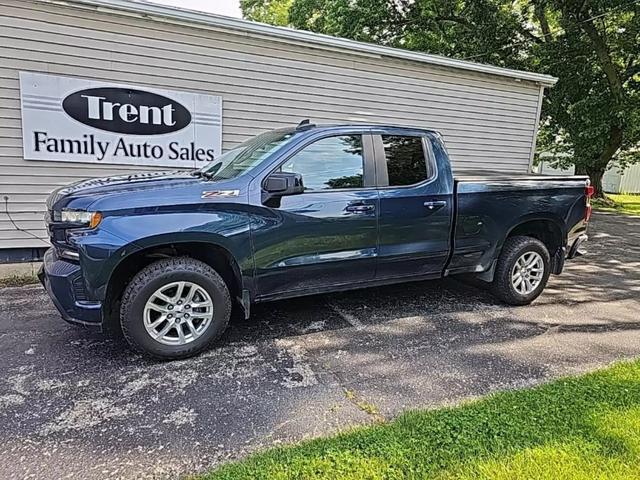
[46,170,244,212]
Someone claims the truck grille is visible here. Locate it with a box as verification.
[45,209,73,251]
[72,274,88,301]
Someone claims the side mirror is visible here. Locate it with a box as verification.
[265,172,304,196]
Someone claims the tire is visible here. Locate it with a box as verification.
[120,257,231,360]
[491,236,551,306]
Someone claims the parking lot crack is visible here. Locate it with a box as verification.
[329,303,364,330]
[343,388,385,423]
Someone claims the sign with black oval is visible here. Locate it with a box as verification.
[62,87,192,135]
[20,72,222,168]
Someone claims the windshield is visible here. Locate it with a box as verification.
[200,129,297,181]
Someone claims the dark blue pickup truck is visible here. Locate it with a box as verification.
[40,123,592,359]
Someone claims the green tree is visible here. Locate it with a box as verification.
[531,1,639,196]
[240,0,293,26]
[242,0,640,197]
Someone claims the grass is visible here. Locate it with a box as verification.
[0,273,39,288]
[196,360,640,479]
[593,194,640,216]
[344,389,384,422]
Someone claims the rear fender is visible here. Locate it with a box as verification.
[500,213,566,252]
[500,213,567,273]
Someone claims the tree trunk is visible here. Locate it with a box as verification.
[586,167,606,198]
[574,14,625,201]
[588,125,624,198]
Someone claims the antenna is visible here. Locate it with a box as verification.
[296,119,315,130]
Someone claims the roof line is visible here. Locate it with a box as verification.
[43,0,558,86]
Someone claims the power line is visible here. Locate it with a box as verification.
[462,0,640,60]
[3,196,50,245]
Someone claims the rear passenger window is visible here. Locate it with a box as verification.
[382,135,430,186]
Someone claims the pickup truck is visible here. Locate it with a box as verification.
[40,123,592,359]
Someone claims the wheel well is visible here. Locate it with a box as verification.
[507,220,564,255]
[103,242,242,329]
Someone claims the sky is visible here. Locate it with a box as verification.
[148,0,242,18]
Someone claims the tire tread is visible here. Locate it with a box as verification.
[491,236,551,306]
[120,257,231,360]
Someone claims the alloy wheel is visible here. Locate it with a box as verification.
[143,281,214,345]
[511,251,544,295]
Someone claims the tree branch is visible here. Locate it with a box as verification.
[432,15,473,27]
[624,48,639,80]
[521,27,544,44]
[534,1,552,40]
[576,0,589,16]
[579,19,625,105]
[625,62,640,81]
[599,124,624,167]
[396,13,475,31]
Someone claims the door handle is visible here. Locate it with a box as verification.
[423,200,447,210]
[346,204,375,213]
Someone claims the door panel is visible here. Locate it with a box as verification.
[251,132,379,297]
[252,190,378,296]
[374,132,454,279]
[378,186,452,278]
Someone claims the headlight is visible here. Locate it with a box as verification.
[61,209,102,228]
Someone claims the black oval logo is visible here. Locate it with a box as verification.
[62,87,191,135]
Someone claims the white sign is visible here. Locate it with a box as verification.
[19,72,222,168]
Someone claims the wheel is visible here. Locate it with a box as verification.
[120,257,231,360]
[491,236,551,306]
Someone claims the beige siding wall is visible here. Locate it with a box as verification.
[604,164,640,194]
[619,164,640,194]
[0,0,544,249]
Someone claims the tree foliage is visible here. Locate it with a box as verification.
[242,0,640,196]
[239,0,292,26]
[532,0,640,196]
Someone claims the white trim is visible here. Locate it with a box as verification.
[528,85,546,172]
[41,0,558,86]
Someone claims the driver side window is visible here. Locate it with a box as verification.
[280,135,364,190]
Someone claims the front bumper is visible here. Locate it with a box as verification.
[39,248,103,327]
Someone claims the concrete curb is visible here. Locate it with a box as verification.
[0,262,42,279]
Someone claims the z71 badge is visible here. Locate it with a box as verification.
[201,190,240,198]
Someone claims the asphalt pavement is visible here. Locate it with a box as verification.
[1,212,639,479]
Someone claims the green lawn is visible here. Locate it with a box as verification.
[593,194,640,216]
[197,360,640,480]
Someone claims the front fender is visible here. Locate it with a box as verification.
[74,209,253,300]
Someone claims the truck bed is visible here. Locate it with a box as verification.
[447,171,589,276]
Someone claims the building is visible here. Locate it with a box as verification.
[0,0,557,262]
[603,164,640,194]
[535,159,640,194]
